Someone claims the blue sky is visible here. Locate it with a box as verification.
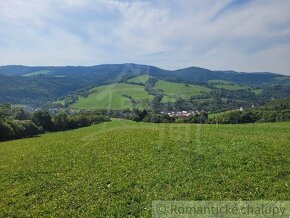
[0,0,290,75]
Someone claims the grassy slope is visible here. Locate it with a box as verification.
[0,120,289,217]
[155,80,211,102]
[22,70,50,77]
[72,83,153,110]
[161,95,177,103]
[128,74,151,84]
[251,88,263,95]
[208,80,248,91]
[70,77,259,109]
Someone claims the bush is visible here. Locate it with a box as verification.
[0,119,41,141]
[53,113,68,131]
[0,120,14,140]
[32,111,53,131]
[7,120,25,138]
[21,120,40,136]
[142,113,175,123]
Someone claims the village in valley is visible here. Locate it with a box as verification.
[162,106,247,118]
[162,110,206,118]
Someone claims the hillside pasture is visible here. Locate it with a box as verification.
[72,83,153,110]
[128,74,152,84]
[208,80,248,91]
[155,80,211,99]
[0,120,289,217]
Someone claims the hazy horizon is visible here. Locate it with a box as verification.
[0,63,289,76]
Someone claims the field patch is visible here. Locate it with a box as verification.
[161,95,177,103]
[72,83,153,110]
[155,80,211,99]
[128,74,152,84]
[22,70,50,77]
[208,80,248,90]
[251,88,263,95]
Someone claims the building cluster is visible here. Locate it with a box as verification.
[162,110,205,118]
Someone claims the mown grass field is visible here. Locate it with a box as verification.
[72,83,153,110]
[0,120,289,217]
[155,80,211,100]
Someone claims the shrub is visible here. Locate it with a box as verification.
[0,120,14,140]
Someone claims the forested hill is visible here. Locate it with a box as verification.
[0,64,290,106]
[0,64,286,86]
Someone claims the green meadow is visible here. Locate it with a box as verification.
[155,80,211,99]
[72,83,153,110]
[68,77,265,110]
[208,80,248,91]
[22,70,50,77]
[128,74,152,84]
[0,120,289,217]
[161,95,177,103]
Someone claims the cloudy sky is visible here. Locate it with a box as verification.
[0,0,290,75]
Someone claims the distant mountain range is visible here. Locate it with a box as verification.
[0,64,290,110]
[0,64,287,85]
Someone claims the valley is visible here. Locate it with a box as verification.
[1,1,289,217]
[1,64,290,113]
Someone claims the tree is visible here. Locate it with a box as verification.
[53,113,68,130]
[0,103,11,119]
[32,111,53,131]
[21,120,40,136]
[197,111,208,124]
[0,120,14,140]
[13,108,31,120]
[7,120,25,138]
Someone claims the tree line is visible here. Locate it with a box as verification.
[1,97,289,141]
[110,97,290,124]
[0,104,110,141]
[111,109,209,124]
[209,97,290,124]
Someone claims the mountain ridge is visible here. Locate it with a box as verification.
[0,63,290,107]
[0,63,283,76]
[0,64,285,86]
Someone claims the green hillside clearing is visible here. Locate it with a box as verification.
[0,120,289,217]
[22,70,50,77]
[72,83,153,110]
[161,95,177,103]
[155,80,211,99]
[208,80,248,90]
[252,89,263,95]
[128,74,152,84]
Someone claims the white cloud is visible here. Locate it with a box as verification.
[0,0,289,74]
